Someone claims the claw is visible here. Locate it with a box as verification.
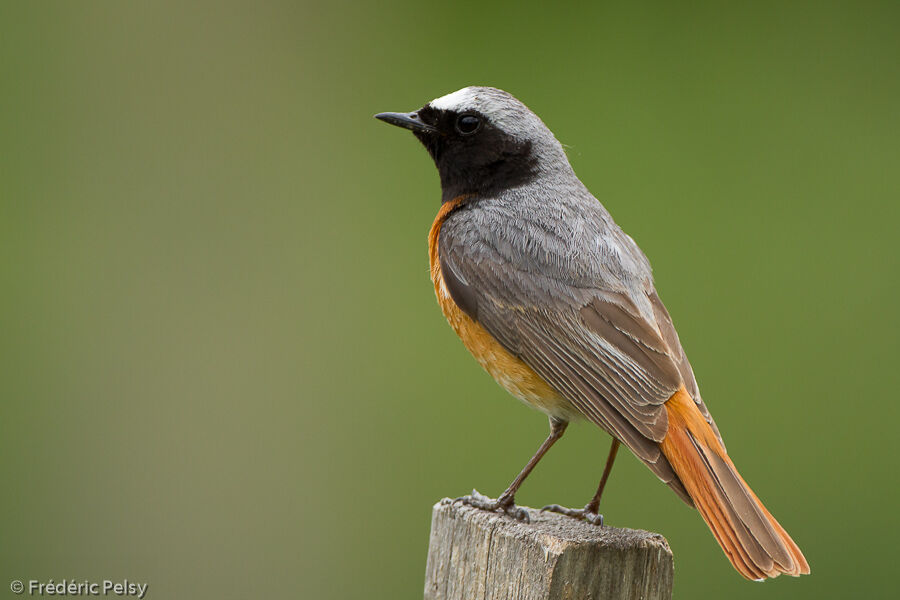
[452,489,530,523]
[541,503,604,527]
[584,512,604,526]
[509,505,530,522]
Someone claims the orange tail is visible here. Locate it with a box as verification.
[660,388,810,580]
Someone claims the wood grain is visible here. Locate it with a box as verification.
[424,500,673,600]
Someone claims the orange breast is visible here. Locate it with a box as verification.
[428,198,576,420]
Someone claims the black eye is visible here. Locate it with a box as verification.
[455,114,481,135]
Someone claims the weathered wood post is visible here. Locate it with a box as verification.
[424,500,673,600]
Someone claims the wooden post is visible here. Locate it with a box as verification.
[424,499,673,600]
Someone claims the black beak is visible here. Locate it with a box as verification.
[374,111,439,134]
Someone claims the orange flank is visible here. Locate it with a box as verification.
[428,198,575,419]
[660,387,810,580]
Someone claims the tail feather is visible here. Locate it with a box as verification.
[660,388,810,580]
[725,450,810,575]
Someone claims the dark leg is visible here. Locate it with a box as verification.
[586,438,620,513]
[542,438,620,526]
[453,417,568,522]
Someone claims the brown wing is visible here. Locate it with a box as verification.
[439,221,713,503]
[648,290,723,446]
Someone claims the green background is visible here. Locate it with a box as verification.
[2,1,898,598]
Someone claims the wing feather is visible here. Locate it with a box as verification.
[437,201,717,504]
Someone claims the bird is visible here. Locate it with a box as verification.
[375,86,809,580]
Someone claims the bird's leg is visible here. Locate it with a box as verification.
[452,417,568,522]
[542,438,620,526]
[584,438,620,514]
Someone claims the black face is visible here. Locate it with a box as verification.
[412,105,537,204]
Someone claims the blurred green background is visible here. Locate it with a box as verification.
[1,1,898,598]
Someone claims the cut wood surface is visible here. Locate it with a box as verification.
[424,499,673,600]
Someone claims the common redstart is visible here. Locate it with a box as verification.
[375,87,809,580]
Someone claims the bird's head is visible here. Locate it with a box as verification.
[376,86,571,202]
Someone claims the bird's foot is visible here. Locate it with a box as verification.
[446,489,530,522]
[540,503,604,526]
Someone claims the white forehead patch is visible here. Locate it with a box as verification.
[429,87,480,111]
[428,86,523,133]
[424,86,558,148]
